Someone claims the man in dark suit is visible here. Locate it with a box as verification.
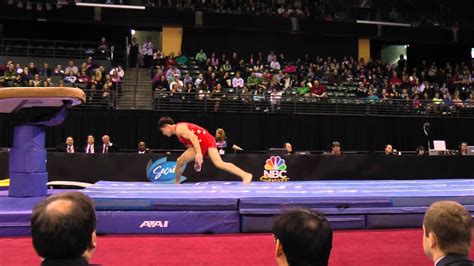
[137,141,151,154]
[101,135,119,154]
[272,209,333,266]
[423,201,473,266]
[57,136,80,153]
[31,192,97,266]
[84,135,98,154]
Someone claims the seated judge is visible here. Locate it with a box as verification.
[57,136,79,153]
[331,141,341,155]
[284,142,294,155]
[101,135,119,154]
[84,135,98,154]
[137,141,151,154]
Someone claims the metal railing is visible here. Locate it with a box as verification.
[1,79,472,117]
[68,84,474,117]
[0,38,123,61]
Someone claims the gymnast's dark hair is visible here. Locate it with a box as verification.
[158,117,175,128]
[272,208,333,266]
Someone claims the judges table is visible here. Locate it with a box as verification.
[0,151,472,183]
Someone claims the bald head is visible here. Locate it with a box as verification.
[45,199,74,215]
[31,192,96,260]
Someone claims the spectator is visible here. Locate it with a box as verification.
[101,134,119,154]
[3,63,16,87]
[416,146,426,156]
[31,192,97,265]
[65,61,79,76]
[215,128,229,155]
[284,142,293,155]
[232,72,245,92]
[153,74,169,91]
[384,144,394,155]
[169,74,184,91]
[270,58,281,70]
[39,63,52,78]
[459,142,468,156]
[54,64,65,77]
[423,201,473,266]
[195,49,207,67]
[141,36,154,68]
[331,141,341,155]
[29,62,38,76]
[97,36,109,57]
[272,209,333,266]
[128,37,139,68]
[137,141,151,154]
[307,80,327,98]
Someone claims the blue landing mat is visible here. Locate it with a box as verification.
[83,179,474,210]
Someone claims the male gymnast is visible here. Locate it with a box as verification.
[158,117,253,184]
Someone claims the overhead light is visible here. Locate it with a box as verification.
[26,2,32,10]
[75,2,146,10]
[131,29,136,35]
[356,20,411,27]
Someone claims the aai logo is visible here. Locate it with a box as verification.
[260,156,289,182]
[146,157,187,184]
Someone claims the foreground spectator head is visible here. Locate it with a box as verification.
[331,141,341,155]
[31,192,97,262]
[423,201,472,265]
[272,209,333,266]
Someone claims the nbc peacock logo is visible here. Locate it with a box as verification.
[260,156,290,182]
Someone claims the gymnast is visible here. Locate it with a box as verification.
[158,117,253,185]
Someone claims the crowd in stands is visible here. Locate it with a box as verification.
[0,58,125,107]
[141,0,468,28]
[149,48,474,114]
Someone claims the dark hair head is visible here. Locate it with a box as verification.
[272,209,333,266]
[423,201,471,255]
[158,117,174,129]
[31,192,96,259]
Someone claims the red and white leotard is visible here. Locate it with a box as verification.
[176,122,217,156]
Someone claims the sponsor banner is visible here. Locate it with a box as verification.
[3,152,469,184]
[146,157,187,184]
[260,156,290,182]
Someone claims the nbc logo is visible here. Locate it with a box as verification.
[260,156,290,182]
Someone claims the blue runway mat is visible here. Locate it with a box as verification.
[2,179,474,235]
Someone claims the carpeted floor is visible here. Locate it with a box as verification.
[1,229,472,265]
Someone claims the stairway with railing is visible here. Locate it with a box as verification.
[116,68,153,110]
